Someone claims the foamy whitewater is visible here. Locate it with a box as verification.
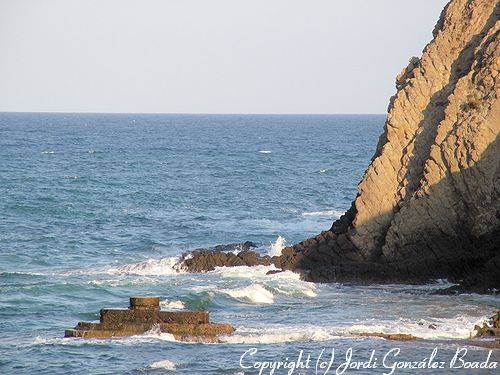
[1,113,498,374]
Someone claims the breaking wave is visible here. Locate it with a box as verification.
[220,326,335,344]
[160,300,185,310]
[346,314,488,340]
[149,360,176,370]
[212,265,318,301]
[221,284,274,304]
[104,257,183,276]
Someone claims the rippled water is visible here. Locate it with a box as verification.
[0,113,498,374]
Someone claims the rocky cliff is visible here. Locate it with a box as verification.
[181,0,500,293]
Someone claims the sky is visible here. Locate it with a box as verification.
[0,0,449,114]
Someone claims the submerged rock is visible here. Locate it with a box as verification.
[468,311,500,349]
[351,332,421,341]
[474,311,500,338]
[65,297,234,342]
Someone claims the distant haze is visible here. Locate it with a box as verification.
[0,0,448,114]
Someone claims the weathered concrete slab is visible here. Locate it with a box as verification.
[129,296,159,310]
[100,309,208,325]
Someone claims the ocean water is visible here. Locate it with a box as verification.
[0,113,498,374]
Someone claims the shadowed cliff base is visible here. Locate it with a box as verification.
[179,136,499,293]
[278,137,499,292]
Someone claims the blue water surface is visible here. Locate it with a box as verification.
[0,113,497,374]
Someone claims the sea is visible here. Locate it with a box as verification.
[0,113,498,374]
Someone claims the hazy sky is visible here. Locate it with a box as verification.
[1,0,448,114]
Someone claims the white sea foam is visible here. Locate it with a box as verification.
[87,277,159,286]
[32,313,486,350]
[268,235,286,257]
[212,264,318,299]
[33,331,185,348]
[302,209,344,217]
[347,314,488,340]
[223,314,487,345]
[149,360,176,370]
[213,264,302,282]
[82,328,180,345]
[213,264,275,279]
[258,150,272,154]
[221,284,274,304]
[104,256,183,276]
[88,278,121,286]
[221,326,335,344]
[141,325,178,341]
[160,300,185,310]
[274,285,317,297]
[42,150,55,154]
[33,336,58,345]
[32,336,112,347]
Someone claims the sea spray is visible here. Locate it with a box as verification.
[268,236,286,257]
[160,299,185,310]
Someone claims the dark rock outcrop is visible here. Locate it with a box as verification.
[474,311,500,337]
[179,241,272,272]
[180,0,500,293]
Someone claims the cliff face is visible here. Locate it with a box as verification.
[276,0,500,290]
[351,0,499,261]
[181,0,499,292]
[353,0,498,254]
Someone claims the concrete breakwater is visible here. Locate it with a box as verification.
[65,296,234,342]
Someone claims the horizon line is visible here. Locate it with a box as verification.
[0,111,387,116]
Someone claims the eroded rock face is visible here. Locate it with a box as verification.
[180,0,499,292]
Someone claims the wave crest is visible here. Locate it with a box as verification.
[149,360,176,370]
[301,209,344,217]
[104,257,183,276]
[221,284,274,304]
[221,326,335,344]
[160,300,185,310]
